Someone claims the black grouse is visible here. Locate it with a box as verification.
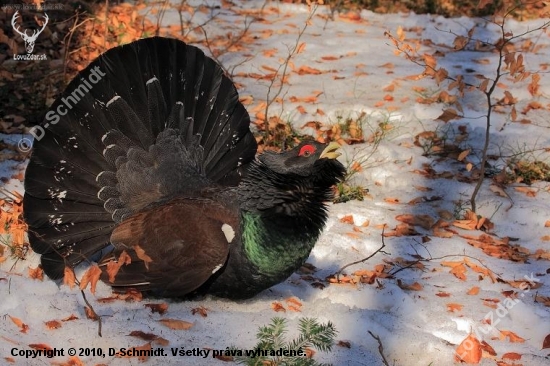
[23,37,345,300]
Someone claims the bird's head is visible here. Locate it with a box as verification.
[257,141,345,180]
[239,140,346,225]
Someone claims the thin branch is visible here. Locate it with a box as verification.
[80,289,102,337]
[368,331,390,366]
[69,267,103,337]
[388,253,499,278]
[199,15,255,76]
[263,4,318,143]
[386,10,550,213]
[336,227,390,277]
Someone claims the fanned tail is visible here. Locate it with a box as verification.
[24,37,257,279]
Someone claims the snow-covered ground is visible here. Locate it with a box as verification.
[1,1,550,365]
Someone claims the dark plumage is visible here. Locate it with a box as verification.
[23,37,345,299]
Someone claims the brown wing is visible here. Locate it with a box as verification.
[99,197,239,297]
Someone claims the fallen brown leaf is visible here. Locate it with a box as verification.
[158,319,194,330]
[145,303,168,315]
[455,334,482,363]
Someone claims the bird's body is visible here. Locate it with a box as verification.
[23,37,345,299]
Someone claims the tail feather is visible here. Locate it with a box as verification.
[24,37,257,279]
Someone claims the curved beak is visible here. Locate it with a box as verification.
[319,141,341,160]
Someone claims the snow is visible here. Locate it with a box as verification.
[1,1,550,365]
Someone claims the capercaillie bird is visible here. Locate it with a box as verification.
[23,37,345,299]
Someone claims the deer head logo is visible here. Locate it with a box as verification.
[11,11,48,54]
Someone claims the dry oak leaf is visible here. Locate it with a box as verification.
[436,108,460,123]
[296,105,307,115]
[28,266,43,281]
[464,258,496,282]
[62,314,79,322]
[515,186,537,197]
[458,149,471,161]
[480,340,497,356]
[63,267,76,289]
[337,340,351,348]
[271,301,286,312]
[534,294,550,307]
[339,11,361,21]
[446,303,463,312]
[191,306,209,318]
[433,225,455,238]
[145,302,168,315]
[129,331,169,346]
[441,261,468,281]
[45,320,62,330]
[158,319,194,330]
[106,250,132,283]
[397,280,423,291]
[84,306,98,321]
[79,264,102,294]
[502,352,522,360]
[395,214,434,230]
[500,330,525,343]
[286,297,303,309]
[455,334,482,364]
[295,66,323,75]
[506,279,542,290]
[9,316,29,333]
[339,215,355,225]
[384,197,400,204]
[134,245,153,270]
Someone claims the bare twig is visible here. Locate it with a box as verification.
[368,331,390,366]
[336,227,390,277]
[199,15,255,76]
[469,16,550,211]
[80,289,102,337]
[263,4,318,142]
[386,8,550,213]
[63,15,92,81]
[388,253,498,278]
[69,267,103,337]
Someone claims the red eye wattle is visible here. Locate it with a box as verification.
[298,144,316,157]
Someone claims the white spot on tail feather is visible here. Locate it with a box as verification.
[106,95,121,107]
[221,224,235,243]
[103,144,116,156]
[97,186,107,199]
[47,188,67,200]
[146,77,159,85]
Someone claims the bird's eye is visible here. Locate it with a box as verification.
[298,144,316,157]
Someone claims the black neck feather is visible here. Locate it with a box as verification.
[237,158,345,230]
